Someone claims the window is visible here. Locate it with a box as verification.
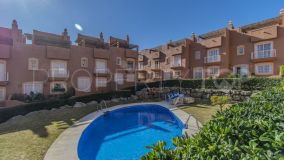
[255,42,273,58]
[237,45,245,55]
[23,82,43,95]
[154,72,160,78]
[207,48,220,62]
[51,60,68,77]
[28,58,39,70]
[148,60,151,67]
[0,87,6,101]
[193,67,203,79]
[138,62,144,70]
[195,51,201,60]
[50,82,66,94]
[234,65,248,77]
[81,57,88,68]
[166,57,170,64]
[96,77,107,87]
[154,60,160,69]
[115,73,124,85]
[127,61,135,70]
[172,55,181,67]
[163,72,172,80]
[207,66,220,77]
[95,59,107,73]
[173,71,181,78]
[126,74,135,82]
[255,63,273,75]
[77,77,91,92]
[0,61,6,81]
[116,57,122,65]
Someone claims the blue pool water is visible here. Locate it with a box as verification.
[77,104,184,160]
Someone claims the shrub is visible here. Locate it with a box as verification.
[142,81,284,159]
[210,95,231,111]
[0,90,133,123]
[130,77,282,91]
[11,92,45,102]
[280,65,284,77]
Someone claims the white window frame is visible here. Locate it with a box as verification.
[172,55,181,67]
[81,57,88,68]
[254,41,273,59]
[0,87,6,101]
[95,59,107,74]
[50,60,68,77]
[255,63,273,75]
[207,66,220,77]
[96,77,107,87]
[195,51,201,60]
[126,73,135,82]
[193,67,204,79]
[207,48,220,62]
[138,62,144,70]
[115,73,124,85]
[116,57,122,65]
[50,81,67,94]
[154,60,160,69]
[22,81,43,95]
[237,45,245,55]
[77,77,91,92]
[233,64,249,77]
[0,60,7,81]
[28,58,39,70]
[127,60,135,70]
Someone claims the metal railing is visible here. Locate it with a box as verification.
[48,69,69,78]
[251,49,276,59]
[204,55,221,63]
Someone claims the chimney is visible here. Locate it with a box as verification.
[62,28,69,40]
[12,19,18,30]
[280,9,284,26]
[126,35,129,44]
[191,32,197,42]
[100,32,104,42]
[228,20,234,30]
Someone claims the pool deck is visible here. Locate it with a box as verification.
[44,101,202,160]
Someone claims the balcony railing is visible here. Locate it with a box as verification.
[171,63,182,67]
[48,70,69,78]
[0,72,9,82]
[251,49,276,60]
[204,55,221,63]
[94,68,109,74]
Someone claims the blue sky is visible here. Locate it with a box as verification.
[0,0,283,49]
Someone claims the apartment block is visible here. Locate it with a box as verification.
[0,20,138,101]
[140,9,284,81]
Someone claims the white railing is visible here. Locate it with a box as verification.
[171,63,182,67]
[94,68,109,74]
[0,72,9,81]
[48,69,69,78]
[251,49,276,59]
[204,55,221,63]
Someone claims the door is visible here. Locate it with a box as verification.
[78,77,91,92]
[0,61,6,81]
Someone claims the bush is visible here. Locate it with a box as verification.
[11,92,45,102]
[0,90,133,123]
[210,95,231,111]
[280,65,284,77]
[131,77,282,91]
[142,81,284,159]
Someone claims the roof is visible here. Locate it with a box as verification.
[240,16,281,31]
[151,38,189,50]
[76,33,102,43]
[199,28,226,39]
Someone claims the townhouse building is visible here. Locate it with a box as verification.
[139,9,284,81]
[0,20,138,101]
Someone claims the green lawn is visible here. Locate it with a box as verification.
[0,99,153,160]
[180,102,230,124]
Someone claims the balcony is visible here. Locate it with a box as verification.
[204,55,221,65]
[170,63,184,69]
[48,70,69,80]
[138,73,146,80]
[251,49,277,63]
[0,72,9,86]
[151,65,161,71]
[93,69,110,77]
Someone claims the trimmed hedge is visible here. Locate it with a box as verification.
[132,78,282,91]
[0,90,133,123]
[142,81,284,159]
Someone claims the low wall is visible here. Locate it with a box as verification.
[136,87,254,102]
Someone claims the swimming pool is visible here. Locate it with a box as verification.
[77,104,184,160]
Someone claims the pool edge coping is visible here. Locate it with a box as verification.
[44,101,202,160]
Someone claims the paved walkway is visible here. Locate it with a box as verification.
[44,101,202,160]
